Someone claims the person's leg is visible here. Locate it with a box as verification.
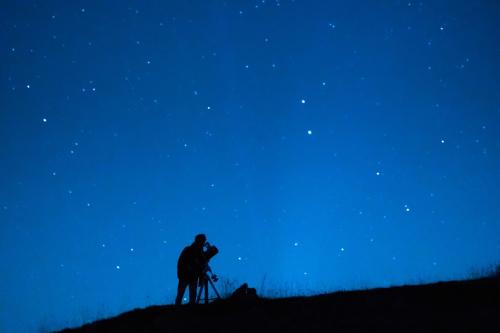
[175,279,188,305]
[188,279,198,304]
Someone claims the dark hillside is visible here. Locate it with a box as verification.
[58,277,500,333]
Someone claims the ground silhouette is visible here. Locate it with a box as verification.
[57,277,499,333]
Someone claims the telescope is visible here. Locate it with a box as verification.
[203,242,219,261]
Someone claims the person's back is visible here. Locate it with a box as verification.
[177,245,201,281]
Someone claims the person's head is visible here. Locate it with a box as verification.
[193,233,207,249]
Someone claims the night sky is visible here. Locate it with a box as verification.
[2,1,500,332]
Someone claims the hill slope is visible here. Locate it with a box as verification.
[58,277,500,332]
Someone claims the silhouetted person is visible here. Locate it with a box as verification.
[175,234,207,305]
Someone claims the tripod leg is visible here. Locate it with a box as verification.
[196,282,204,304]
[208,279,221,299]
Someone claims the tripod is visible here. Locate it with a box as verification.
[196,264,221,304]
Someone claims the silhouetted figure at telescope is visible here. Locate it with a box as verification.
[175,234,207,305]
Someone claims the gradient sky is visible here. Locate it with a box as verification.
[1,1,500,332]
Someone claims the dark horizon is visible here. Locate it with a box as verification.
[56,276,500,333]
[1,1,500,332]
